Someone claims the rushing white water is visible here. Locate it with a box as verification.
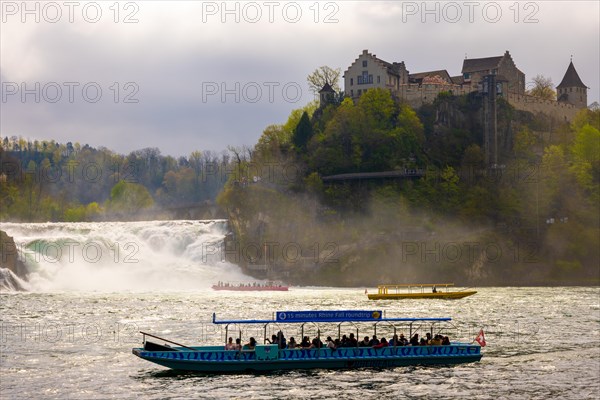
[1,220,249,292]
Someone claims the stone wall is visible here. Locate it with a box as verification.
[392,83,580,121]
[397,83,471,108]
[505,92,579,122]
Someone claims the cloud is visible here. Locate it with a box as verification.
[1,1,598,157]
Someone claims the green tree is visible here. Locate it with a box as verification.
[108,180,154,214]
[357,88,396,130]
[282,101,318,136]
[569,124,600,198]
[254,124,288,161]
[292,111,313,151]
[513,126,537,159]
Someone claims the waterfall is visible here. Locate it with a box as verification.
[1,220,248,292]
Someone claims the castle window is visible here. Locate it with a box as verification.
[362,60,368,67]
[377,76,380,83]
[358,89,362,96]
[358,71,373,85]
[350,78,353,86]
[463,73,471,80]
[351,89,354,97]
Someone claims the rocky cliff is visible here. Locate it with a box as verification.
[0,230,28,290]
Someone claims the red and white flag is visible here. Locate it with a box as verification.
[475,329,486,347]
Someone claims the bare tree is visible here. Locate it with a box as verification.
[527,75,556,100]
[307,66,341,94]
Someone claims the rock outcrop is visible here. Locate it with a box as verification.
[0,230,28,284]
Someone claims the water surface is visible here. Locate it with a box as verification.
[1,287,599,399]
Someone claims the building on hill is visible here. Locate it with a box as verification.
[461,50,525,95]
[556,60,588,109]
[343,49,408,99]
[318,82,336,107]
[343,49,589,121]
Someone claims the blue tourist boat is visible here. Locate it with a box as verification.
[132,310,483,373]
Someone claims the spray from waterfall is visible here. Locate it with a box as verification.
[1,220,250,292]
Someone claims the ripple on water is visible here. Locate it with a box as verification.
[1,287,599,399]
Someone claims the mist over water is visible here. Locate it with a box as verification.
[1,220,249,292]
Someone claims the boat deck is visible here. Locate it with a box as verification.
[368,284,477,300]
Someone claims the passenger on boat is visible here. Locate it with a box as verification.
[419,338,428,346]
[368,335,380,346]
[287,337,298,349]
[341,334,349,347]
[326,336,337,350]
[225,337,236,350]
[309,338,322,349]
[426,332,432,343]
[430,335,443,345]
[359,336,370,347]
[243,337,257,350]
[373,337,388,349]
[410,333,419,346]
[348,333,358,347]
[267,334,278,346]
[277,331,287,349]
[300,336,311,348]
[399,334,408,346]
[432,286,437,293]
[442,336,450,345]
[234,338,242,350]
[389,334,400,347]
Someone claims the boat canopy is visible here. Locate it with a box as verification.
[213,310,451,325]
[377,283,455,288]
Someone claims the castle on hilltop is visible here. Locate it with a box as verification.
[341,49,588,121]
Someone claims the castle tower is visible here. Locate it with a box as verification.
[556,60,588,109]
[318,82,335,107]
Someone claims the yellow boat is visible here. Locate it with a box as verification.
[367,283,477,300]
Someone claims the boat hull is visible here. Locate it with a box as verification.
[133,344,482,373]
[368,291,477,300]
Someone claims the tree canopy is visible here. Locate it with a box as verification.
[307,66,341,94]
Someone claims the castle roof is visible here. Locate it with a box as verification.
[557,61,587,88]
[462,56,503,73]
[409,70,451,83]
[450,75,465,85]
[378,59,406,77]
[319,82,335,93]
[344,50,406,78]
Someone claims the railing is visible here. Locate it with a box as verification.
[140,331,196,351]
[376,283,455,294]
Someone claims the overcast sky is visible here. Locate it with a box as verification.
[1,1,598,157]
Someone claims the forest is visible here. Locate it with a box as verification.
[0,139,235,221]
[217,89,600,285]
[1,87,599,285]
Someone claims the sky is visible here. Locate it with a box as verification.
[1,0,599,157]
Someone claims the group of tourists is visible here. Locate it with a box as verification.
[225,331,450,351]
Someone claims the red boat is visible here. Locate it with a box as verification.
[212,282,289,291]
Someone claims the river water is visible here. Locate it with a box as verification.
[0,222,599,399]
